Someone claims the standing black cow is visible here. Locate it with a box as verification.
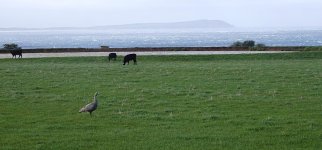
[108,53,117,62]
[123,54,137,65]
[10,50,22,58]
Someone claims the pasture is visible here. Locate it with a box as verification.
[1,52,322,149]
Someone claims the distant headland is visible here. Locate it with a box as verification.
[0,20,234,31]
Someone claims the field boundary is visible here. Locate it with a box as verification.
[0,46,305,54]
[0,51,295,59]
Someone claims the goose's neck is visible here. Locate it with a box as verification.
[94,95,98,102]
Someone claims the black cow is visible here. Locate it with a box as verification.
[108,53,117,61]
[123,54,137,65]
[10,50,22,58]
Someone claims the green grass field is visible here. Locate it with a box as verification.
[1,52,322,149]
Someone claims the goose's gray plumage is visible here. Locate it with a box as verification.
[79,92,99,116]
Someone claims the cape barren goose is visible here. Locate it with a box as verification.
[79,92,99,116]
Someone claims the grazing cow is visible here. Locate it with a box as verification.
[123,54,137,65]
[10,50,22,58]
[108,53,117,62]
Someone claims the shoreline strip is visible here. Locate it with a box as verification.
[0,51,295,59]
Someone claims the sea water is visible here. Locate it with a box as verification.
[0,28,322,49]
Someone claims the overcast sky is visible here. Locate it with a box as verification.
[0,0,321,28]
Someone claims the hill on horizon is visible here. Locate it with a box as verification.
[91,20,234,29]
[0,20,234,31]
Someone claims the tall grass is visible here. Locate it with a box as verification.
[1,52,322,149]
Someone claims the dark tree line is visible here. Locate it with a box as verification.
[2,43,21,50]
[230,40,266,50]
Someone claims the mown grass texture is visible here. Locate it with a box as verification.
[1,52,322,149]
